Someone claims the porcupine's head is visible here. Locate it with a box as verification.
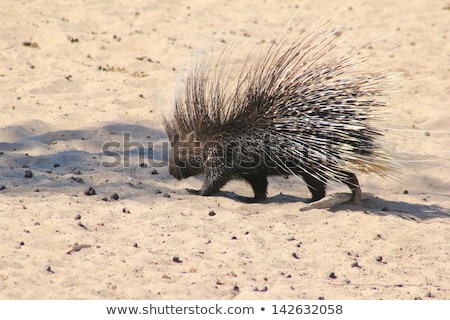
[164,128,204,180]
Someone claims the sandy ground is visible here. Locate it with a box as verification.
[0,0,449,300]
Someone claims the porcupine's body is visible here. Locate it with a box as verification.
[164,24,394,203]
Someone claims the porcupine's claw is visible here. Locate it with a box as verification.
[186,188,200,195]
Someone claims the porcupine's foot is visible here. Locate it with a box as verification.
[242,173,268,203]
[342,172,361,204]
[187,169,232,197]
[186,188,200,195]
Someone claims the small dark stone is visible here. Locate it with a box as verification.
[327,271,337,279]
[122,207,131,214]
[139,162,148,168]
[318,296,325,300]
[34,221,40,226]
[34,188,40,192]
[24,170,33,178]
[208,210,216,216]
[231,236,237,240]
[84,187,96,196]
[403,190,409,194]
[133,243,139,248]
[286,274,292,278]
[232,285,240,292]
[292,252,300,259]
[44,265,54,273]
[74,214,81,220]
[70,176,84,183]
[77,221,88,230]
[172,256,182,263]
[0,185,5,191]
[23,164,29,168]
[102,197,108,201]
[18,241,25,246]
[259,286,268,292]
[151,169,158,174]
[375,255,383,262]
[163,193,170,198]
[53,163,60,168]
[110,193,119,200]
[381,207,389,211]
[23,229,30,233]
[154,189,162,194]
[424,131,431,137]
[253,287,259,291]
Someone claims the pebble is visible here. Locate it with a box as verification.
[151,169,158,174]
[163,193,170,198]
[34,221,40,226]
[133,243,139,248]
[259,286,268,292]
[286,235,296,241]
[425,290,432,298]
[18,241,25,246]
[0,185,5,191]
[231,236,237,240]
[154,189,162,194]
[208,210,216,216]
[375,255,383,262]
[70,176,84,183]
[84,187,96,196]
[110,193,119,200]
[74,214,81,220]
[44,265,54,273]
[292,252,300,259]
[24,170,33,178]
[232,285,240,292]
[172,256,182,263]
[351,261,360,268]
[53,163,60,168]
[327,271,337,279]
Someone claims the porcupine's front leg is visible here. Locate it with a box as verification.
[186,166,232,196]
[186,146,232,196]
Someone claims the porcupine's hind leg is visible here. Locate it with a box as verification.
[242,173,268,202]
[301,172,326,202]
[341,172,362,204]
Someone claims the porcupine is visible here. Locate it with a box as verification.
[163,23,395,204]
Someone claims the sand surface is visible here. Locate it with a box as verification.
[1,0,449,299]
